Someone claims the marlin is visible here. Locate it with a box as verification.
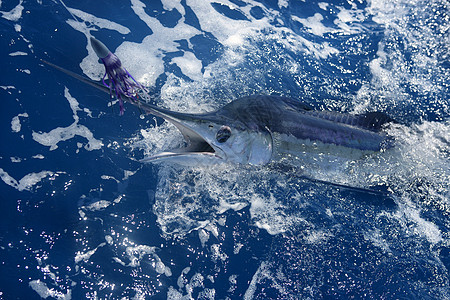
[42,38,394,167]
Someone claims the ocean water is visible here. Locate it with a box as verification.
[0,0,449,299]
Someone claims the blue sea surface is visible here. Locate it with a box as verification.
[1,0,449,299]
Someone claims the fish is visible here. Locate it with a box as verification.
[42,38,397,196]
[133,94,394,165]
[42,60,394,165]
[41,37,394,167]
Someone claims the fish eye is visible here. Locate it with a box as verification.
[216,126,232,143]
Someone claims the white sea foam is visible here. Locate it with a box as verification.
[11,112,28,132]
[161,0,185,15]
[121,0,201,84]
[67,8,130,35]
[318,2,329,10]
[292,13,335,36]
[363,228,391,253]
[82,200,112,211]
[29,280,72,300]
[335,6,365,34]
[10,157,22,162]
[74,242,106,263]
[108,0,340,90]
[186,0,255,46]
[62,0,341,105]
[148,160,312,237]
[65,19,105,80]
[0,0,23,21]
[0,168,54,192]
[192,0,339,60]
[243,261,287,300]
[337,6,364,23]
[9,51,27,56]
[292,5,365,36]
[357,0,449,117]
[170,272,211,299]
[401,202,443,245]
[171,52,203,81]
[278,0,288,9]
[32,87,102,151]
[304,229,333,244]
[119,244,172,276]
[210,244,228,262]
[0,85,15,90]
[68,0,201,86]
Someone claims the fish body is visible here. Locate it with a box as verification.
[133,95,393,165]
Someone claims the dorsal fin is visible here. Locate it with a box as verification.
[306,111,394,132]
[279,96,313,111]
[356,112,395,131]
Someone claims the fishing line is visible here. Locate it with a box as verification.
[57,0,81,24]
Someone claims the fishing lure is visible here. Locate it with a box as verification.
[90,37,147,115]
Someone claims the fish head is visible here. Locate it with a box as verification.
[140,106,273,165]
